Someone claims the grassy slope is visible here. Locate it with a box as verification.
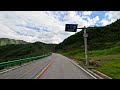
[0,42,56,63]
[55,19,120,79]
[62,42,120,79]
[0,38,28,46]
[55,19,120,52]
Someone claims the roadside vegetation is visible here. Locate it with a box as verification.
[55,19,120,79]
[62,43,120,78]
[0,39,56,63]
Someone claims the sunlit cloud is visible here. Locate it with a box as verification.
[0,11,119,44]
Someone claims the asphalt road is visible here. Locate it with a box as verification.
[0,53,95,79]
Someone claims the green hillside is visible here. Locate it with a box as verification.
[55,19,120,52]
[55,19,120,79]
[0,38,28,46]
[0,40,56,63]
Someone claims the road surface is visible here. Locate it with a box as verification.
[0,53,95,79]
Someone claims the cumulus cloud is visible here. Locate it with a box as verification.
[63,11,99,27]
[101,11,120,26]
[101,19,111,26]
[0,11,108,44]
[82,11,92,16]
[87,16,100,26]
[105,11,120,22]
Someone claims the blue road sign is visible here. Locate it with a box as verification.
[65,24,78,32]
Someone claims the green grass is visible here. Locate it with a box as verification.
[0,42,56,63]
[62,44,120,79]
[96,56,120,79]
[55,19,120,78]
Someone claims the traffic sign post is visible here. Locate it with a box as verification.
[83,27,88,65]
[65,24,78,32]
[65,24,89,65]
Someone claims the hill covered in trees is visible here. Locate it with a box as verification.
[55,19,120,78]
[55,19,120,52]
[0,39,56,63]
[0,38,28,46]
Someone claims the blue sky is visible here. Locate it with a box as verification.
[0,11,120,44]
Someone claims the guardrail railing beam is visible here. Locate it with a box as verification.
[0,52,52,70]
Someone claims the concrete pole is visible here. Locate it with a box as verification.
[83,27,88,65]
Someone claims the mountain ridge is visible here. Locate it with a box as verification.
[0,38,56,63]
[55,19,120,52]
[0,38,28,46]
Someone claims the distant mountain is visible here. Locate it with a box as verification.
[55,19,120,52]
[0,38,28,46]
[0,39,57,63]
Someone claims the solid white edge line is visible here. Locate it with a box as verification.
[0,63,28,75]
[68,59,97,79]
[87,69,103,79]
[92,69,112,79]
[0,66,21,74]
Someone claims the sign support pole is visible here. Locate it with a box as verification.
[77,26,88,65]
[83,27,88,65]
[65,24,89,65]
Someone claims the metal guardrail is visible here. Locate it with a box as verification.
[0,52,52,70]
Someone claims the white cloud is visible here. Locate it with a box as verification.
[0,23,35,42]
[105,11,120,22]
[63,11,98,27]
[0,11,103,44]
[82,11,92,16]
[101,19,111,26]
[87,16,100,26]
[0,23,16,38]
[101,11,120,26]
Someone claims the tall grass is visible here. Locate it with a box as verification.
[62,43,120,78]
